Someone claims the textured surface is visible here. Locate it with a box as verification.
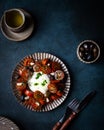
[0,0,104,130]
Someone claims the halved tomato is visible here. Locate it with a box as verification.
[48,83,58,93]
[54,70,65,80]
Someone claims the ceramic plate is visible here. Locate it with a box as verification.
[0,9,34,41]
[0,116,19,130]
[11,53,71,111]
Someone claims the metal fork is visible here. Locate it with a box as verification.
[52,98,79,130]
[68,98,79,112]
[59,99,80,130]
[62,98,79,122]
[59,98,80,130]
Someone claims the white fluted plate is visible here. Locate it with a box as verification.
[11,53,71,112]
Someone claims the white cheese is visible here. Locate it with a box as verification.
[28,71,50,95]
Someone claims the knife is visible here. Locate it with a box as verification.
[59,90,96,130]
[52,90,96,130]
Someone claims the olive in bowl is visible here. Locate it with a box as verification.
[77,40,100,63]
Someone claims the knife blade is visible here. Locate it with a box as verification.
[52,90,96,130]
[59,90,96,130]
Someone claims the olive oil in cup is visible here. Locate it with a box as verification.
[4,8,25,32]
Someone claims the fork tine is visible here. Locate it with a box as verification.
[67,98,77,107]
[70,99,79,110]
[67,98,79,112]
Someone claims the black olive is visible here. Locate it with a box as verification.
[79,47,84,51]
[20,95,25,102]
[26,66,34,72]
[86,54,93,61]
[90,44,94,49]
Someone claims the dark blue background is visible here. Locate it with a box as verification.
[0,0,104,130]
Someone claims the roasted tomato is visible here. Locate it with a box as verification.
[24,90,33,97]
[33,91,46,105]
[54,70,65,80]
[51,61,61,72]
[56,90,63,97]
[25,98,42,110]
[16,82,26,91]
[48,83,58,93]
[18,67,31,81]
[41,58,50,65]
[33,61,42,72]
[50,94,59,100]
[23,58,35,67]
[40,65,52,74]
[50,79,60,84]
[16,78,27,91]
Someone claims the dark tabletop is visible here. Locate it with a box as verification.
[0,0,104,130]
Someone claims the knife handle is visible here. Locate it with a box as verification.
[59,112,76,130]
[52,122,62,130]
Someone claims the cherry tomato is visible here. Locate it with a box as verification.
[24,90,33,97]
[33,91,44,100]
[26,98,42,110]
[18,67,30,81]
[51,61,61,72]
[31,101,42,110]
[16,82,26,91]
[33,91,46,105]
[41,58,50,65]
[16,78,27,91]
[23,58,35,67]
[50,94,59,100]
[48,83,58,93]
[50,79,60,84]
[56,90,63,97]
[33,61,42,72]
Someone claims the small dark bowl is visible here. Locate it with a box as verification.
[77,40,100,63]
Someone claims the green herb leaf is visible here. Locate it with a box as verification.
[41,80,47,86]
[34,83,39,86]
[35,72,42,79]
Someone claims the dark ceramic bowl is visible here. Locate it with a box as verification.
[77,40,100,63]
